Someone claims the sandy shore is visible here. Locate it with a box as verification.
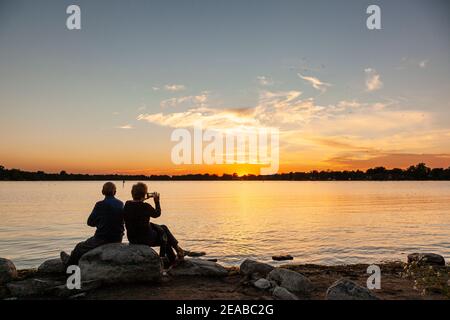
[3,261,449,300]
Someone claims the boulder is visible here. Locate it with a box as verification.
[326,278,379,300]
[240,259,274,278]
[79,243,162,284]
[169,259,228,277]
[254,278,272,290]
[7,278,63,297]
[38,258,65,274]
[272,286,298,300]
[407,253,445,266]
[0,258,18,284]
[267,268,313,294]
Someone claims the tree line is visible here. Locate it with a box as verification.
[1,163,450,181]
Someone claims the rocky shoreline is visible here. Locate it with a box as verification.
[1,245,449,300]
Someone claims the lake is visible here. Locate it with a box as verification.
[0,181,449,269]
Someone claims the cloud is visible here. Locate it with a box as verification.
[419,60,428,68]
[398,57,429,70]
[164,84,186,92]
[138,106,260,129]
[152,86,160,91]
[257,76,274,86]
[116,124,133,129]
[364,68,383,92]
[327,153,450,170]
[160,92,209,108]
[297,73,331,92]
[137,81,447,170]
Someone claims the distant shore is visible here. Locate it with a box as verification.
[1,163,450,181]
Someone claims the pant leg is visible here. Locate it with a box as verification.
[159,225,179,247]
[149,223,178,264]
[66,236,107,267]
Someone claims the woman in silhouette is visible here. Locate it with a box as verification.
[123,182,184,267]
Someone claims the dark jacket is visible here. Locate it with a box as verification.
[123,201,161,244]
[87,196,124,242]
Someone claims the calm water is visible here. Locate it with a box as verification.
[0,181,449,269]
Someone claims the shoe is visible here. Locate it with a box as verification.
[184,250,206,257]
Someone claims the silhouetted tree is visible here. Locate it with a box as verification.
[0,163,449,181]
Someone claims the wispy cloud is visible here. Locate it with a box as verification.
[419,59,428,68]
[137,76,446,170]
[365,68,383,92]
[257,76,274,86]
[398,57,429,69]
[116,124,133,129]
[160,92,208,108]
[164,84,186,92]
[297,73,331,92]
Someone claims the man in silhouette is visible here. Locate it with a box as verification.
[60,182,124,267]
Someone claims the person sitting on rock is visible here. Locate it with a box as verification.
[60,182,124,267]
[123,182,185,268]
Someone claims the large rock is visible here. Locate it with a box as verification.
[326,279,379,300]
[0,258,18,284]
[240,259,274,278]
[407,253,445,266]
[169,259,228,277]
[254,278,272,290]
[7,278,63,297]
[267,268,313,294]
[79,243,162,284]
[272,286,298,300]
[38,258,65,274]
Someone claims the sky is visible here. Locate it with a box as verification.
[1,0,449,175]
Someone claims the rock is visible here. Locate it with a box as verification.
[7,278,63,297]
[0,286,10,299]
[272,286,298,300]
[326,279,379,300]
[272,255,294,261]
[68,292,87,300]
[47,279,103,298]
[267,268,313,294]
[0,258,18,284]
[407,253,445,266]
[46,284,74,298]
[79,243,162,284]
[169,259,228,277]
[239,259,274,278]
[38,258,65,274]
[254,278,272,290]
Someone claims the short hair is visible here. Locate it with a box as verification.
[131,182,148,200]
[102,182,116,196]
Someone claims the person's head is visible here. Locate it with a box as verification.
[102,182,116,197]
[131,182,148,201]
